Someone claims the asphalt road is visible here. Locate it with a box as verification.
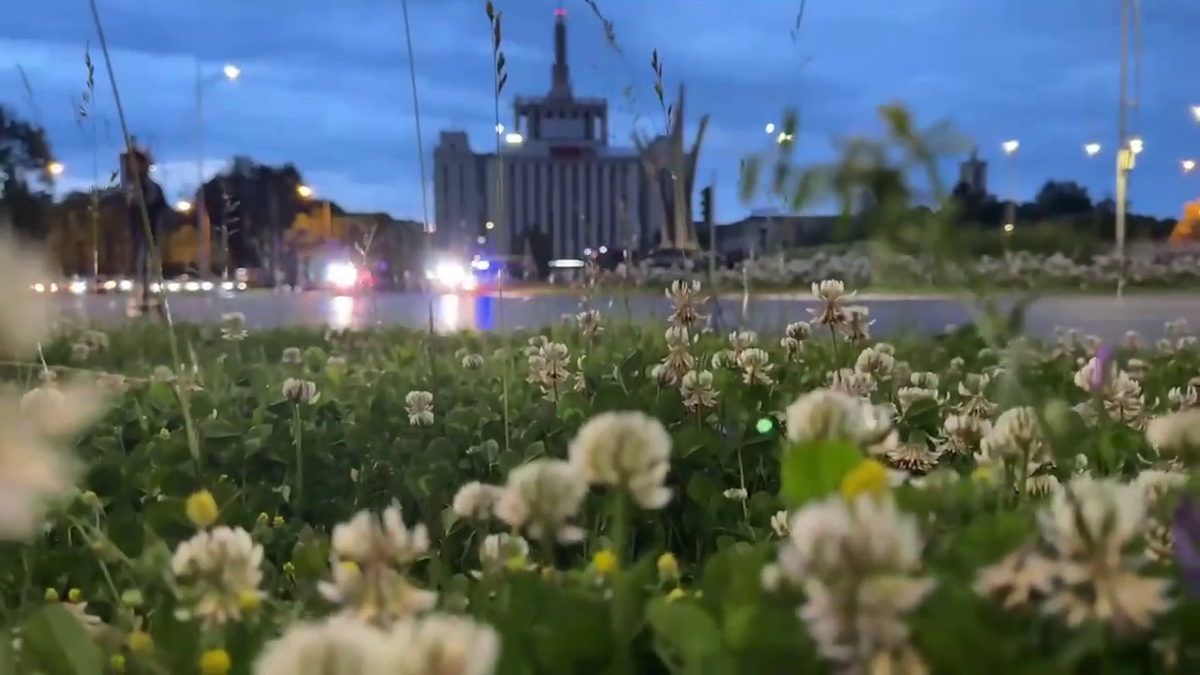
[50,291,1200,342]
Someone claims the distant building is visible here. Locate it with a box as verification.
[433,8,665,260]
[958,147,988,194]
[713,214,842,255]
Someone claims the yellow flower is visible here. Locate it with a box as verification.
[127,630,153,654]
[67,588,82,603]
[109,654,126,673]
[272,515,285,528]
[43,588,58,602]
[237,589,261,613]
[282,562,296,578]
[656,553,679,582]
[338,560,361,578]
[840,459,888,500]
[255,512,269,527]
[970,466,998,486]
[185,490,219,529]
[199,648,231,675]
[666,587,686,601]
[591,550,617,576]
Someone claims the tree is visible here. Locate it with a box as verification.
[1032,180,1093,219]
[197,157,310,272]
[0,105,56,239]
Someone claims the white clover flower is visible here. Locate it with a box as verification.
[809,279,851,327]
[784,389,893,449]
[405,391,435,426]
[254,616,397,675]
[769,510,790,537]
[1036,477,1171,632]
[478,533,531,575]
[388,613,501,675]
[1145,408,1200,455]
[679,370,717,410]
[567,411,673,509]
[320,506,437,627]
[775,494,934,668]
[494,459,588,544]
[281,347,303,365]
[283,378,318,404]
[1,383,105,540]
[723,487,748,502]
[1133,469,1187,504]
[221,312,248,341]
[461,353,484,370]
[171,526,265,627]
[450,481,503,520]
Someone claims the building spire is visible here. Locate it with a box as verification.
[550,4,572,98]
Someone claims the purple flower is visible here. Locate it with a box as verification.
[1171,495,1200,596]
[1091,344,1112,391]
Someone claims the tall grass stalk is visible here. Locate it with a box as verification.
[486,1,513,456]
[86,0,201,468]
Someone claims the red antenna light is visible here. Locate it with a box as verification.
[554,8,566,16]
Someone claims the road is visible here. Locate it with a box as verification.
[50,290,1199,342]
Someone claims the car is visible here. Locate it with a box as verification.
[323,261,375,294]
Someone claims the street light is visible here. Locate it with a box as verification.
[1191,105,1200,123]
[195,59,242,279]
[504,132,524,145]
[47,161,65,176]
[1084,143,1101,157]
[176,200,193,212]
[1184,159,1196,173]
[765,123,775,134]
[1001,140,1019,231]
[297,185,313,198]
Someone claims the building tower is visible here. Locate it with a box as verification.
[958,146,988,194]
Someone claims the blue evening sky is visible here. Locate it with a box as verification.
[2,0,1197,220]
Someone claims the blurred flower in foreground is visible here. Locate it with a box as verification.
[0,236,57,356]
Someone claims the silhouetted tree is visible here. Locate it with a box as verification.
[0,105,56,239]
[197,157,310,271]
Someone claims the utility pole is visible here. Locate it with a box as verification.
[1115,0,1142,298]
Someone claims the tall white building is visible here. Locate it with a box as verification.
[433,8,662,260]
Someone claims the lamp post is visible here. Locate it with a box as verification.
[1001,139,1019,232]
[194,60,240,279]
[1115,0,1142,297]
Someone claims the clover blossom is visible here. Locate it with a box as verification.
[319,506,436,627]
[171,526,265,628]
[977,477,1171,634]
[567,411,673,510]
[1,383,105,540]
[679,370,718,410]
[477,533,531,576]
[388,613,500,675]
[450,481,504,520]
[809,279,852,328]
[405,391,435,426]
[254,616,398,675]
[493,459,588,544]
[220,312,248,341]
[665,279,708,332]
[784,389,895,452]
[283,378,318,404]
[769,494,934,670]
[525,341,571,401]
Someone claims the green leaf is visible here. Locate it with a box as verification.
[645,597,726,667]
[20,604,104,675]
[779,439,862,509]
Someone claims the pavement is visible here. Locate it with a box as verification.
[50,290,1200,342]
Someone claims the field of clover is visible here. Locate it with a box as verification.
[0,245,1197,674]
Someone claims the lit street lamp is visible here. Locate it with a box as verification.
[297,185,313,199]
[1191,105,1200,123]
[1084,143,1101,157]
[1184,159,1196,174]
[176,200,193,212]
[765,123,776,134]
[195,59,241,279]
[47,161,65,176]
[1001,139,1019,231]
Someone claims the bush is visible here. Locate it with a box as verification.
[2,283,1200,674]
